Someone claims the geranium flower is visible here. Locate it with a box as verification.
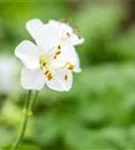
[26,19,83,72]
[15,19,84,91]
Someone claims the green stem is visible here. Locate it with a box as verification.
[11,90,39,150]
[29,91,39,110]
[11,90,32,150]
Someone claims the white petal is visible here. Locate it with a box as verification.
[26,19,43,39]
[46,69,73,92]
[15,40,41,69]
[26,19,45,48]
[26,19,59,52]
[43,24,60,49]
[49,20,60,26]
[49,19,72,33]
[21,67,45,90]
[57,44,81,73]
[49,20,84,46]
[68,34,85,46]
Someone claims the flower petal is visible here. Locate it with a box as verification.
[68,34,85,46]
[65,45,81,72]
[55,44,81,73]
[26,19,59,52]
[26,19,45,47]
[15,40,40,69]
[46,69,73,91]
[49,19,72,33]
[49,20,84,46]
[21,67,45,90]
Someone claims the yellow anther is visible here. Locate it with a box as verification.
[54,46,61,59]
[66,32,71,37]
[45,70,49,75]
[44,70,53,81]
[56,50,61,55]
[39,55,47,68]
[47,72,53,80]
[64,74,68,81]
[67,64,74,71]
[57,45,61,49]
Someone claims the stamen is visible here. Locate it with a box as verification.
[54,45,61,59]
[66,32,71,37]
[67,63,74,71]
[47,72,53,80]
[44,70,53,81]
[57,45,61,49]
[64,74,68,81]
[45,70,49,75]
[43,62,46,66]
[39,55,47,68]
[56,50,61,55]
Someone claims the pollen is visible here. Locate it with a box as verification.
[45,70,49,75]
[67,63,74,71]
[45,70,53,81]
[54,46,61,59]
[47,72,53,80]
[66,32,71,37]
[64,74,68,81]
[57,45,61,49]
[39,55,47,68]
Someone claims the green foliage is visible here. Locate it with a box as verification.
[30,64,135,149]
[2,144,40,150]
[1,1,135,150]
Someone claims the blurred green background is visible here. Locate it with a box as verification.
[1,0,135,149]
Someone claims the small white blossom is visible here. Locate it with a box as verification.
[15,19,84,91]
[26,19,83,72]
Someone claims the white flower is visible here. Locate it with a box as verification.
[26,19,83,73]
[15,41,74,91]
[15,19,84,91]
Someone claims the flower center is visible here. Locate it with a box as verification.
[39,55,53,81]
[39,55,48,68]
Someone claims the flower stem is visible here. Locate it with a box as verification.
[29,91,39,110]
[11,90,32,150]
